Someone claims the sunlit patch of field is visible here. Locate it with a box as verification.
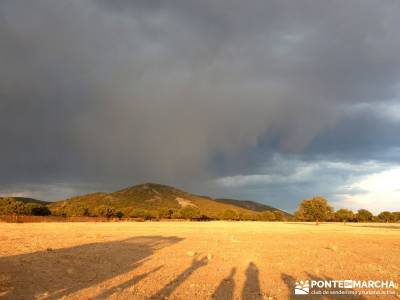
[0,222,399,299]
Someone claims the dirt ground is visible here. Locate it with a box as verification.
[0,222,399,300]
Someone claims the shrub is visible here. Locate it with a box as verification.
[143,210,157,220]
[115,211,124,219]
[0,198,26,215]
[180,207,201,220]
[94,205,116,218]
[63,206,91,217]
[158,208,175,219]
[129,209,156,220]
[171,209,182,219]
[222,209,238,220]
[259,211,275,221]
[273,211,284,221]
[25,203,51,216]
[238,211,258,221]
[130,208,147,218]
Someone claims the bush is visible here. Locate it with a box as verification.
[238,211,258,221]
[0,198,26,215]
[25,203,51,216]
[273,211,284,221]
[73,206,91,217]
[158,208,175,219]
[60,205,91,217]
[115,211,124,219]
[129,209,156,220]
[94,205,115,218]
[171,209,182,219]
[222,209,238,220]
[180,207,201,220]
[259,211,275,221]
[130,208,147,218]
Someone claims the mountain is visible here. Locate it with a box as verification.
[215,198,291,217]
[0,197,50,205]
[48,182,288,219]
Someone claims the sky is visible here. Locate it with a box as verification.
[1,0,399,213]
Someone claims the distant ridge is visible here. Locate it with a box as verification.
[0,197,50,205]
[45,182,290,219]
[215,198,291,217]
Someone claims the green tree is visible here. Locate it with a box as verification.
[171,209,182,219]
[378,211,394,223]
[130,208,148,219]
[25,203,51,216]
[222,209,238,220]
[144,211,158,220]
[0,198,26,215]
[259,211,275,221]
[115,211,124,219]
[66,205,91,217]
[372,216,380,223]
[238,211,258,221]
[392,211,400,222]
[180,207,201,220]
[94,205,115,218]
[355,209,373,222]
[295,196,333,224]
[273,211,284,221]
[158,208,175,219]
[334,209,354,223]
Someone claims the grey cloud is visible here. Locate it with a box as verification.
[1,0,400,206]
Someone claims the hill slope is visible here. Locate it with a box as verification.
[215,198,291,217]
[48,183,288,219]
[0,197,50,205]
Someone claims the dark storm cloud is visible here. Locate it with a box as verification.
[1,0,400,205]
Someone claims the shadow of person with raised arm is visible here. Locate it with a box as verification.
[212,267,236,300]
[242,262,263,300]
[0,236,182,300]
[150,256,208,299]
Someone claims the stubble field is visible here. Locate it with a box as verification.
[0,221,399,299]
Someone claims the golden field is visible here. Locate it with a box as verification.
[0,222,399,299]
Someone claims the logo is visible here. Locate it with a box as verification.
[295,280,310,295]
[344,280,353,288]
[293,279,397,297]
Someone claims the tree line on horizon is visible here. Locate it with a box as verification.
[294,196,400,224]
[0,196,399,223]
[0,197,286,221]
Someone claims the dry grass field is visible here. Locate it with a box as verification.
[0,222,399,299]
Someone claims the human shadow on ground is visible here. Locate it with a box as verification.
[0,236,182,300]
[211,262,264,300]
[150,256,208,299]
[281,272,367,300]
[211,267,236,300]
[242,262,264,300]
